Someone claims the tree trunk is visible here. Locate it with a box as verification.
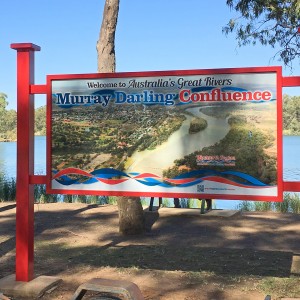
[97,0,145,235]
[117,197,145,235]
[96,0,119,73]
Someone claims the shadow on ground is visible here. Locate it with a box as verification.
[0,203,299,280]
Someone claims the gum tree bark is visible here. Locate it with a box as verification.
[117,197,145,235]
[96,0,119,73]
[97,0,145,235]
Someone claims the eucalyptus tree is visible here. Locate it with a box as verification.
[0,93,8,113]
[223,0,300,66]
[0,93,17,141]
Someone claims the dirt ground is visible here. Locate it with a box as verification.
[0,202,300,300]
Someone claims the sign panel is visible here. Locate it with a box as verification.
[47,67,282,200]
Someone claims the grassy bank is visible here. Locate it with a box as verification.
[237,192,300,213]
[0,174,16,201]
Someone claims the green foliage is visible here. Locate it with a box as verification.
[180,198,199,208]
[283,94,300,135]
[0,92,46,141]
[237,193,300,213]
[288,192,300,213]
[253,201,273,211]
[223,0,300,66]
[0,93,16,141]
[274,192,300,213]
[236,201,254,211]
[161,198,171,207]
[34,184,60,203]
[0,174,16,202]
[189,117,207,134]
[227,115,247,126]
[35,106,46,135]
[107,196,118,205]
[0,93,8,114]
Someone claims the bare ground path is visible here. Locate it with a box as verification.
[0,202,300,299]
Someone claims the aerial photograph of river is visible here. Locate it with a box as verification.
[125,107,230,177]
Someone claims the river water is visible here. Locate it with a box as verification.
[0,135,300,209]
[0,135,46,178]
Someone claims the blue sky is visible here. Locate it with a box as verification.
[1,0,300,109]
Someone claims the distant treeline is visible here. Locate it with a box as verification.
[283,94,300,135]
[0,93,300,141]
[0,93,46,141]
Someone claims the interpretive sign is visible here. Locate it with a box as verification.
[47,67,282,201]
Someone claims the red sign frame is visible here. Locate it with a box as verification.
[47,67,283,202]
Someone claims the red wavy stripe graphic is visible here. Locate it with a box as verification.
[204,176,267,189]
[53,168,93,179]
[98,178,128,185]
[133,173,160,179]
[164,178,197,184]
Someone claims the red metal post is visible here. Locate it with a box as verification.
[282,75,300,192]
[11,43,40,282]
